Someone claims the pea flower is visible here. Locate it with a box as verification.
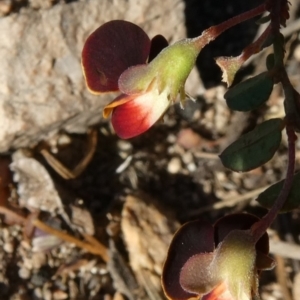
[82,20,202,138]
[162,214,274,300]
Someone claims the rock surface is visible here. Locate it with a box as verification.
[0,0,196,152]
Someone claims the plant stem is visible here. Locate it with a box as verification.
[239,23,272,62]
[251,125,296,242]
[193,4,266,50]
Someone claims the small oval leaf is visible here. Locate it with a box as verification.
[256,172,300,212]
[224,72,274,111]
[219,118,284,172]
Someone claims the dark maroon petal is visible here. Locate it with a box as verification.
[213,213,269,255]
[256,250,275,271]
[82,20,151,93]
[148,34,169,62]
[162,220,215,300]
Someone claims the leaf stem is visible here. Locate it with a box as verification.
[251,125,296,242]
[193,4,266,50]
[239,23,272,62]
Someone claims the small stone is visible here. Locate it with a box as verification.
[117,140,132,152]
[42,287,52,300]
[187,162,197,172]
[167,157,182,174]
[52,290,68,300]
[182,152,193,164]
[33,288,43,299]
[3,241,14,253]
[177,128,202,149]
[31,252,47,270]
[68,279,79,299]
[18,267,31,279]
[31,273,47,287]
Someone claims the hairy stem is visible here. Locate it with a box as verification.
[193,4,266,50]
[249,0,293,243]
[251,125,296,242]
[240,23,272,62]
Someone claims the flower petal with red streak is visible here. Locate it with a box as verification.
[82,20,151,93]
[111,89,170,139]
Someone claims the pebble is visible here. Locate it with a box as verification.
[52,290,68,300]
[18,267,31,279]
[182,152,193,164]
[31,273,47,287]
[33,288,43,299]
[3,241,14,253]
[167,157,182,174]
[186,162,197,172]
[117,140,132,152]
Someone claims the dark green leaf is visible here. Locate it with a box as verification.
[257,172,300,212]
[219,118,283,172]
[224,72,274,111]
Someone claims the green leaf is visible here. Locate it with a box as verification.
[219,118,284,172]
[224,72,274,111]
[257,172,300,212]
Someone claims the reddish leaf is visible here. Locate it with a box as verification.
[162,220,214,300]
[82,20,151,93]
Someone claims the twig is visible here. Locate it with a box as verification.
[41,129,98,180]
[0,205,109,262]
[0,206,26,225]
[275,254,293,300]
[32,218,109,262]
[194,4,266,49]
[183,185,269,218]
